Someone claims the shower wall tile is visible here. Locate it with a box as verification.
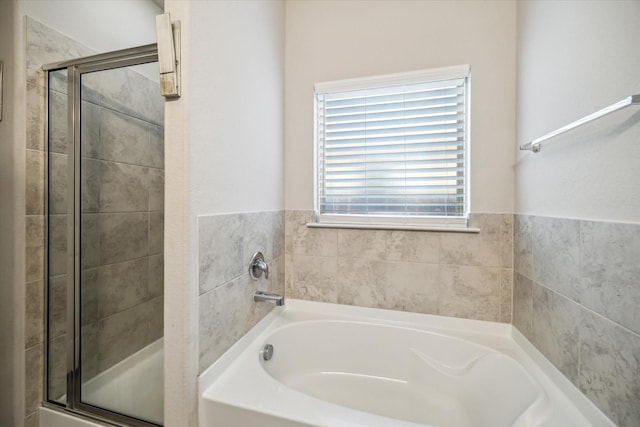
[80,214,100,269]
[27,172,43,222]
[579,309,640,427]
[80,73,106,106]
[81,158,101,213]
[580,220,640,336]
[385,230,439,264]
[513,271,532,338]
[513,214,640,426]
[81,269,99,326]
[285,254,338,303]
[25,17,93,87]
[49,153,69,215]
[99,109,150,166]
[97,302,149,372]
[336,257,387,308]
[199,258,284,373]
[199,213,244,293]
[149,124,165,169]
[500,268,513,323]
[24,344,43,417]
[97,258,149,318]
[81,322,99,381]
[241,210,285,263]
[441,213,502,267]
[199,278,250,372]
[96,66,164,126]
[48,90,69,154]
[99,162,149,212]
[149,212,164,255]
[48,214,68,276]
[25,411,38,427]
[25,215,45,282]
[384,263,441,315]
[198,211,286,372]
[26,83,45,151]
[500,214,514,268]
[532,216,580,301]
[99,212,149,264]
[48,69,67,95]
[337,258,441,314]
[81,101,101,159]
[338,229,387,260]
[199,211,284,294]
[284,210,337,257]
[286,211,513,323]
[514,214,533,278]
[149,169,165,212]
[148,296,164,343]
[439,265,501,321]
[531,284,581,385]
[48,334,67,401]
[25,281,44,349]
[148,254,164,299]
[48,275,67,339]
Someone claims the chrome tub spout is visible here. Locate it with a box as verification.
[254,290,284,306]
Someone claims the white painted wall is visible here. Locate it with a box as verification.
[188,0,285,215]
[163,1,285,425]
[285,0,517,213]
[516,0,640,222]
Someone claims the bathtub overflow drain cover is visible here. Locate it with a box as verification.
[262,344,274,361]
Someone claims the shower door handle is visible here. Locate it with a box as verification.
[156,13,181,99]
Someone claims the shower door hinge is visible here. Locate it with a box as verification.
[156,13,181,99]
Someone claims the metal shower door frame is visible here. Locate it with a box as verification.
[43,44,162,427]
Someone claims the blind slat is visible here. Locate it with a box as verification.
[316,74,467,218]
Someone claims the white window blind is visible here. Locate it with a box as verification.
[315,66,470,227]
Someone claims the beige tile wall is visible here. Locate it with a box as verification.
[285,211,513,323]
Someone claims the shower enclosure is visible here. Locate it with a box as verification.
[43,45,164,426]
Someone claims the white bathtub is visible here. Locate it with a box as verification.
[199,300,614,427]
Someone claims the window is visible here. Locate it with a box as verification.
[314,65,471,229]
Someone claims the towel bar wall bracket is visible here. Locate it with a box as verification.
[520,94,640,153]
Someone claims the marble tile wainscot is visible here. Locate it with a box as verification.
[198,211,285,372]
[513,214,640,427]
[284,211,514,323]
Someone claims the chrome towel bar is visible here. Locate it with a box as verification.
[520,94,640,153]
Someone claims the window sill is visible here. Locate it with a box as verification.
[306,222,480,233]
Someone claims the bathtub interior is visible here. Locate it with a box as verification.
[199,300,615,427]
[260,321,547,427]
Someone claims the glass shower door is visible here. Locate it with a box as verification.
[77,63,164,424]
[45,45,164,427]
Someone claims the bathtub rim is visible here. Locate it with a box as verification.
[199,299,616,427]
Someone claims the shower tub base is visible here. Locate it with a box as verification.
[199,300,614,427]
